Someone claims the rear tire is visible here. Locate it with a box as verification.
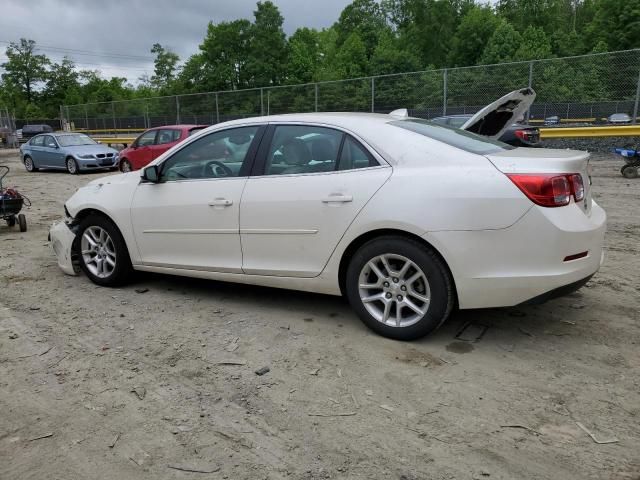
[621,164,639,179]
[77,214,133,286]
[24,156,37,172]
[6,215,16,227]
[345,236,454,340]
[66,157,79,174]
[18,214,26,232]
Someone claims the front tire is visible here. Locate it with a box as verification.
[66,157,79,174]
[119,159,132,173]
[77,215,133,286]
[345,236,454,340]
[24,156,37,172]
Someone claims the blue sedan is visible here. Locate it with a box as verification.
[19,133,119,174]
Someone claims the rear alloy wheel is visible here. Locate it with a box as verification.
[77,215,132,286]
[24,156,37,172]
[119,159,132,173]
[346,236,454,340]
[621,164,639,179]
[66,157,79,174]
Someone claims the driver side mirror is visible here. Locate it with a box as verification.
[142,165,160,183]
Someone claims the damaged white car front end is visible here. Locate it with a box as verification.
[49,218,79,276]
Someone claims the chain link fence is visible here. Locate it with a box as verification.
[62,49,640,131]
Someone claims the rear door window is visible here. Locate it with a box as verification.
[156,129,181,145]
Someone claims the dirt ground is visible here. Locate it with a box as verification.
[0,147,638,480]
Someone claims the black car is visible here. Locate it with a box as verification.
[431,114,541,147]
[20,124,54,140]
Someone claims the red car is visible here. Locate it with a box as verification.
[119,125,207,172]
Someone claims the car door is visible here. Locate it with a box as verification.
[130,125,264,272]
[128,130,157,169]
[149,128,181,160]
[40,135,64,168]
[27,135,46,166]
[239,124,392,278]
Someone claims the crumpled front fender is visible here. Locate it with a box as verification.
[49,221,79,276]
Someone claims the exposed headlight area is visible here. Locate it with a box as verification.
[78,154,94,159]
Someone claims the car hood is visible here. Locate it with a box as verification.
[461,88,536,140]
[85,171,140,187]
[64,144,118,155]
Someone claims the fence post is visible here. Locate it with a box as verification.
[442,69,448,116]
[632,68,640,125]
[315,83,318,112]
[111,102,116,132]
[84,105,89,130]
[371,77,375,113]
[215,93,220,123]
[267,90,270,116]
[145,103,150,129]
[260,88,264,116]
[175,96,181,124]
[525,61,534,122]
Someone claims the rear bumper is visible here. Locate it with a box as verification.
[49,221,79,276]
[426,200,606,309]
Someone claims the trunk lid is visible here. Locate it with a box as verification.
[485,147,593,214]
[461,88,536,140]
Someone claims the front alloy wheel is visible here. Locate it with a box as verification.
[81,226,117,279]
[120,159,132,173]
[66,157,78,174]
[77,215,132,286]
[346,236,454,340]
[24,156,36,172]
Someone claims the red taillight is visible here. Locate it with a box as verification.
[515,130,527,140]
[569,173,584,201]
[507,173,586,207]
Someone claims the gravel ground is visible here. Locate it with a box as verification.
[0,146,639,480]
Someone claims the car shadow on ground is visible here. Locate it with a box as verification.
[127,270,586,352]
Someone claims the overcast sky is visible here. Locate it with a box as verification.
[0,0,353,82]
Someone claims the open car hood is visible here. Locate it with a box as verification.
[460,88,536,140]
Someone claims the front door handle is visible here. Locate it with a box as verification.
[321,194,353,203]
[209,198,233,207]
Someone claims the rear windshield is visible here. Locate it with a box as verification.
[57,134,97,146]
[390,119,513,155]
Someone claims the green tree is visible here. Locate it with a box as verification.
[246,1,288,86]
[370,30,421,75]
[335,0,388,58]
[448,5,501,66]
[585,0,640,51]
[514,26,553,60]
[480,20,522,64]
[199,19,252,90]
[150,43,180,91]
[334,32,368,78]
[41,57,82,116]
[287,28,322,83]
[1,38,50,105]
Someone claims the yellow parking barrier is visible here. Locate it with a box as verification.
[94,137,136,145]
[540,125,640,138]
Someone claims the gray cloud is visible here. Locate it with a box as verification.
[0,0,352,81]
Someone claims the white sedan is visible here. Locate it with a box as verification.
[49,90,606,340]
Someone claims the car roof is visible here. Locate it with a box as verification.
[147,124,207,130]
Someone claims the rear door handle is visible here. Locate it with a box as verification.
[209,198,233,207]
[321,194,353,203]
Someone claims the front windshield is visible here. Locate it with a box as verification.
[57,134,97,147]
[390,119,514,155]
